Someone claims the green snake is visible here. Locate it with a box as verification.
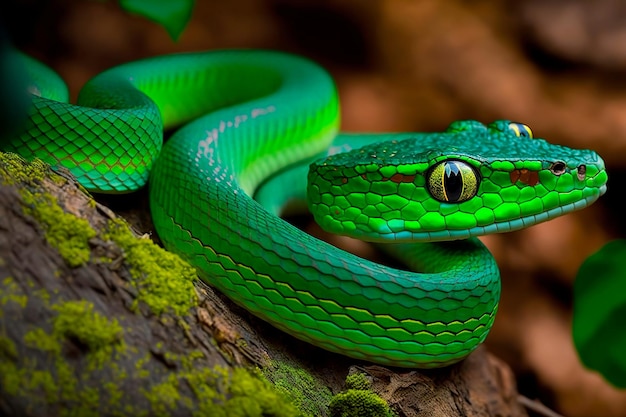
[1,49,608,368]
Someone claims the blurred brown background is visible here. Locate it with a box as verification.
[3,0,626,415]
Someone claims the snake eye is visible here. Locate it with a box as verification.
[427,160,479,203]
[508,122,533,139]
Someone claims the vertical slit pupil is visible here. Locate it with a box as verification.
[444,162,463,201]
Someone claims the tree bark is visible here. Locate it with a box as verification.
[0,153,527,416]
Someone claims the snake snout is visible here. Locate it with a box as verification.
[576,151,608,193]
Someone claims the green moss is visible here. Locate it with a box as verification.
[52,300,123,349]
[225,367,300,417]
[0,152,52,184]
[345,372,371,391]
[0,152,94,267]
[261,360,333,417]
[18,299,126,407]
[52,300,125,371]
[134,351,301,417]
[24,328,61,354]
[143,373,186,415]
[6,305,126,413]
[0,361,20,396]
[329,373,395,417]
[103,381,124,410]
[191,366,301,417]
[0,277,28,318]
[23,192,96,267]
[22,368,59,400]
[103,219,198,316]
[0,335,17,359]
[134,352,152,380]
[33,286,52,303]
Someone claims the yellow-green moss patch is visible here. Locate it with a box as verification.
[23,327,61,355]
[0,152,53,185]
[345,372,371,391]
[329,372,395,417]
[23,192,96,267]
[0,152,96,267]
[0,276,28,318]
[262,359,333,417]
[0,335,17,359]
[185,365,301,417]
[103,219,198,316]
[52,300,123,350]
[129,349,302,416]
[4,303,125,413]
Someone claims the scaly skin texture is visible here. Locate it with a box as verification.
[1,50,608,368]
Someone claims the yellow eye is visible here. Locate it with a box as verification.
[427,160,478,203]
[508,122,533,139]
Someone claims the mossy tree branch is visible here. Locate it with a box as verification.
[0,153,300,416]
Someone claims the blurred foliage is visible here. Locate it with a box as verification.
[119,0,194,40]
[0,32,31,140]
[573,239,626,389]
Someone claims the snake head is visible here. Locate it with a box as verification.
[307,120,608,242]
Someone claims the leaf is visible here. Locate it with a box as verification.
[573,239,626,388]
[119,0,194,41]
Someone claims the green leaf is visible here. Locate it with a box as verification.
[119,0,194,41]
[573,239,626,388]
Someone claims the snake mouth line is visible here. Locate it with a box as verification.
[419,186,607,242]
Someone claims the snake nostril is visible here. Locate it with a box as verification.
[577,164,587,181]
[550,161,567,176]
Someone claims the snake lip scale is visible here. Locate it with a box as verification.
[3,49,608,368]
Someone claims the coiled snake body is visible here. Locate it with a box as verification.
[2,50,607,368]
